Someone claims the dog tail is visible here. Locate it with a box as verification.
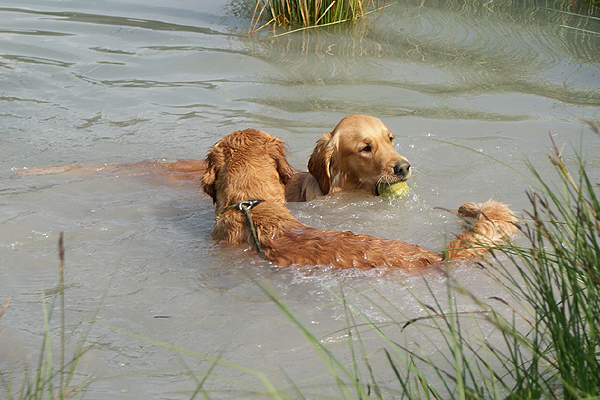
[16,159,206,181]
[444,200,518,261]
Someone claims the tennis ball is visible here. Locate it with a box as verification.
[377,181,409,200]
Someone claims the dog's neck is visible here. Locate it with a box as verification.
[220,199,264,215]
[329,171,376,195]
[214,175,288,215]
[217,199,267,257]
[302,173,376,201]
[213,198,299,246]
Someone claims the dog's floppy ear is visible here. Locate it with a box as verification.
[308,133,335,195]
[267,137,294,185]
[201,144,224,203]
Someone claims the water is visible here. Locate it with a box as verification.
[1,0,599,398]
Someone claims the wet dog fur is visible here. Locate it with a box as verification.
[201,128,518,271]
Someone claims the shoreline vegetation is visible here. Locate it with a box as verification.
[2,0,599,395]
[4,121,600,398]
[244,0,600,34]
[248,0,387,33]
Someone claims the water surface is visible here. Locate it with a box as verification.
[1,0,599,398]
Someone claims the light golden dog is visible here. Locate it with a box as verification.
[201,128,518,271]
[286,114,411,201]
[18,115,410,202]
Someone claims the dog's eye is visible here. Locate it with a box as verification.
[389,136,394,144]
[360,144,372,153]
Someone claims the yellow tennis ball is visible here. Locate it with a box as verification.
[377,181,409,200]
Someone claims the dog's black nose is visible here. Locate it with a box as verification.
[393,161,410,177]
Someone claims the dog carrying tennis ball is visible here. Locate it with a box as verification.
[376,181,409,200]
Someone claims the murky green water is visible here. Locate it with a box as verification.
[1,0,599,398]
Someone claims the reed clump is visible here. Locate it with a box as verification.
[249,0,386,32]
[356,128,600,398]
[490,133,600,399]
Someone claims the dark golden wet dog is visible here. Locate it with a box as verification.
[201,128,518,271]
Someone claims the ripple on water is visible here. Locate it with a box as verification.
[1,0,599,397]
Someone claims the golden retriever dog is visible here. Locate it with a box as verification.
[201,128,518,271]
[17,115,410,202]
[286,114,411,201]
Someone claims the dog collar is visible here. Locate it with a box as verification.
[225,199,264,212]
[223,200,266,259]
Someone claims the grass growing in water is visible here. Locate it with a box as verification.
[2,233,95,400]
[5,127,600,398]
[249,0,386,32]
[488,134,600,398]
[253,128,600,398]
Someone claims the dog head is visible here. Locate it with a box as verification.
[201,129,294,213]
[308,114,411,196]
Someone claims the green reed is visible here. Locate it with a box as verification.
[249,0,386,32]
[349,130,600,398]
[488,134,600,399]
[2,233,96,400]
